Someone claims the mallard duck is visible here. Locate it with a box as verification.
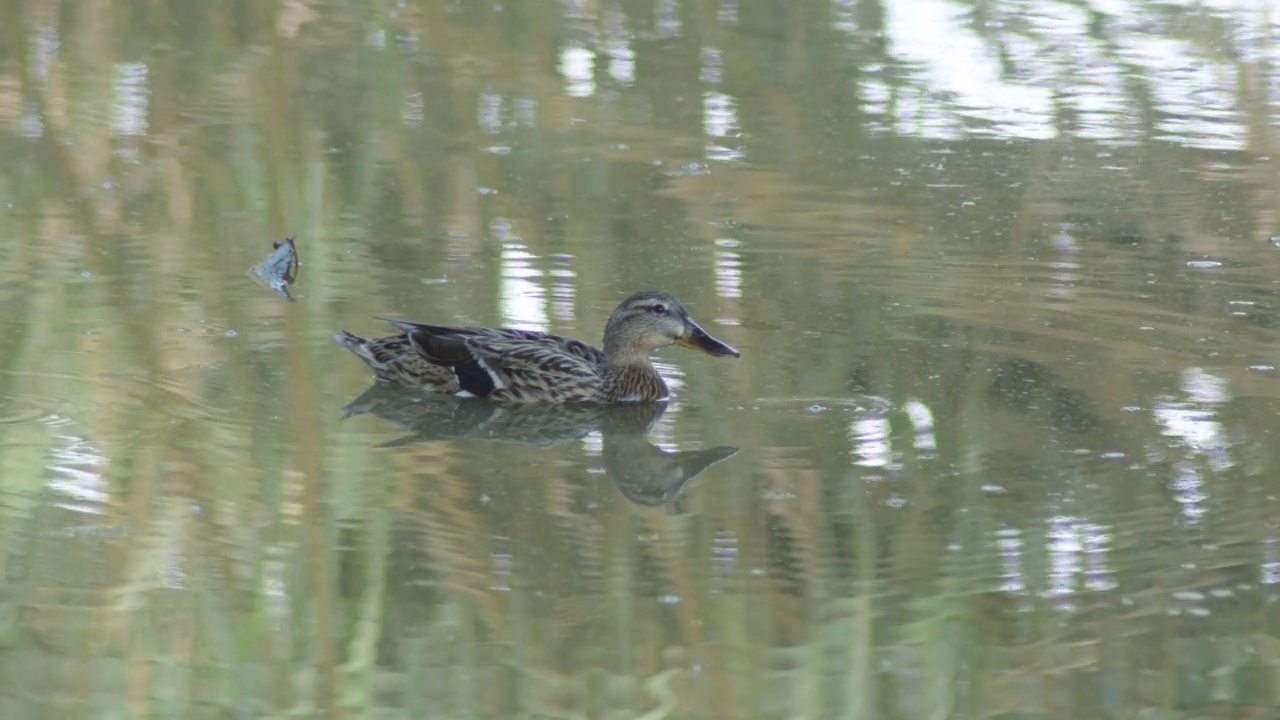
[333,290,739,404]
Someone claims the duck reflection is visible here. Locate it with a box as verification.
[341,384,739,506]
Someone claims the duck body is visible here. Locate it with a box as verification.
[334,290,739,404]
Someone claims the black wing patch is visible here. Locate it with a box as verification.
[452,357,497,398]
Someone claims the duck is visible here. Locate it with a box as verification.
[333,290,740,404]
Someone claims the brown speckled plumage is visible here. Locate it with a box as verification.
[334,290,739,404]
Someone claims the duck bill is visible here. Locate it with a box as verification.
[675,320,740,358]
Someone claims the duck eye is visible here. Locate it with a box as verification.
[651,303,668,315]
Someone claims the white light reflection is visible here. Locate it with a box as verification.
[996,526,1025,593]
[655,0,682,37]
[582,431,604,458]
[1152,367,1232,475]
[1046,224,1081,303]
[903,399,937,454]
[858,77,891,134]
[700,47,723,84]
[1116,34,1245,150]
[895,86,965,140]
[44,418,109,515]
[713,238,742,299]
[478,88,503,134]
[550,254,577,324]
[558,45,596,98]
[113,62,149,136]
[21,100,43,138]
[494,221,548,330]
[1263,536,1280,585]
[490,535,513,592]
[1045,515,1115,606]
[403,91,424,127]
[884,0,1053,140]
[603,6,636,85]
[832,0,858,34]
[849,414,891,468]
[1168,460,1207,523]
[607,46,635,85]
[514,98,538,127]
[703,92,743,161]
[31,27,58,81]
[499,243,548,330]
[712,529,738,592]
[718,0,738,25]
[652,361,685,411]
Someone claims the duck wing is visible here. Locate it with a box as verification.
[390,323,605,403]
[383,320,603,363]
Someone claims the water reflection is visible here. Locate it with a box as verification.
[341,386,738,506]
[5,0,1280,716]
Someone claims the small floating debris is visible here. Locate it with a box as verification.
[249,236,300,301]
[1186,259,1222,269]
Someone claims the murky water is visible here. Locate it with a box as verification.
[3,0,1280,717]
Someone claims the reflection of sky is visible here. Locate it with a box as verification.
[499,247,548,330]
[478,88,503,133]
[999,514,1116,605]
[1264,537,1280,585]
[997,526,1025,593]
[46,419,109,514]
[550,256,577,324]
[880,0,1269,147]
[1117,35,1243,149]
[558,45,596,98]
[703,92,743,161]
[113,62,150,136]
[543,0,1273,149]
[498,231,549,330]
[903,400,936,453]
[1153,367,1233,475]
[1046,514,1116,602]
[655,0,682,38]
[714,238,742,299]
[1152,367,1233,524]
[884,0,1054,139]
[717,0,738,26]
[849,414,891,468]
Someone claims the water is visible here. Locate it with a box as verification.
[2,0,1280,717]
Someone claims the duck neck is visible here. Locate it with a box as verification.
[600,346,668,402]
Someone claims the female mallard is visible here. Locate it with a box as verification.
[333,290,739,404]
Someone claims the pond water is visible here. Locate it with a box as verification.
[2,0,1280,717]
